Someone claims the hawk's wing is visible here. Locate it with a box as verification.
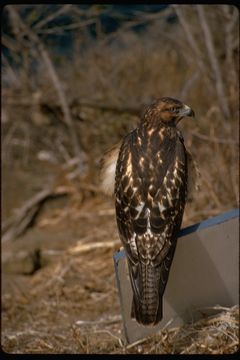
[115,128,187,264]
[115,128,188,324]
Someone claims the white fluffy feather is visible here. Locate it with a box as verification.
[99,143,121,195]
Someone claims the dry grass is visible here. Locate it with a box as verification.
[2,245,239,354]
[2,197,239,354]
[123,305,239,354]
[2,248,239,354]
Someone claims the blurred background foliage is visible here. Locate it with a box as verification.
[1,4,239,226]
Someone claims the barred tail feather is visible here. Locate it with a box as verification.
[129,263,162,326]
[129,243,177,326]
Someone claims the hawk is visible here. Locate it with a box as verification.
[100,97,197,326]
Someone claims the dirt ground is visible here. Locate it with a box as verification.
[2,193,124,354]
[1,191,239,354]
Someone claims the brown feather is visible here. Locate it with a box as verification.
[114,97,195,325]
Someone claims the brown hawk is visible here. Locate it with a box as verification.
[100,97,197,326]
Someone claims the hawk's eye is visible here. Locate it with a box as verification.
[169,107,178,112]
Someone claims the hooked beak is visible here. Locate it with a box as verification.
[179,104,195,117]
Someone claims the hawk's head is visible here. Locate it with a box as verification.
[144,97,195,126]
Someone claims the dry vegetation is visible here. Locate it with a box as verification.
[1,4,239,354]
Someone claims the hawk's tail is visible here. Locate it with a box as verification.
[129,245,176,326]
[130,263,162,326]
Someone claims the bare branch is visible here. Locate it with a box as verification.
[179,70,201,100]
[7,5,85,166]
[2,188,52,242]
[2,34,21,52]
[172,5,207,74]
[2,186,70,243]
[68,240,120,255]
[33,4,72,29]
[35,19,97,35]
[2,53,21,87]
[71,99,140,116]
[221,5,238,85]
[3,96,141,117]
[196,5,230,119]
[191,130,239,145]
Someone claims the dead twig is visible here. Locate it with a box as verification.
[71,99,140,116]
[172,5,207,75]
[200,171,222,208]
[2,97,141,118]
[93,329,124,347]
[126,336,150,350]
[191,131,238,145]
[196,5,230,119]
[179,71,201,100]
[33,4,72,30]
[7,6,86,168]
[222,5,238,87]
[2,186,69,243]
[68,240,120,255]
[75,315,121,326]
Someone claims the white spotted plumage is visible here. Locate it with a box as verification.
[100,97,196,325]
